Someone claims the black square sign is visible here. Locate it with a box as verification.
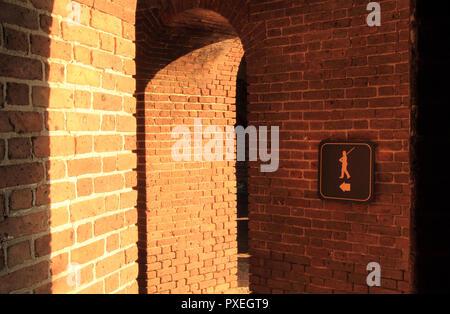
[319,141,375,203]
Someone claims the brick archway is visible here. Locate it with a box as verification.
[137,0,262,50]
[135,0,264,294]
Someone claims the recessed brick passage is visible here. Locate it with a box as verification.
[0,0,420,294]
[136,8,245,294]
[236,57,250,290]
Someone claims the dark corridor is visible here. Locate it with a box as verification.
[236,58,250,289]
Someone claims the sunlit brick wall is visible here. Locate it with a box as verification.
[137,35,244,293]
[0,0,138,293]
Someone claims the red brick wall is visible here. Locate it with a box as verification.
[247,0,413,293]
[0,0,138,293]
[1,0,414,294]
[136,33,244,293]
[134,3,256,294]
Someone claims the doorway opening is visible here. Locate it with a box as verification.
[136,7,248,294]
[414,0,450,293]
[235,58,250,292]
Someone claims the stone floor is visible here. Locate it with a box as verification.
[233,254,250,294]
[225,287,251,294]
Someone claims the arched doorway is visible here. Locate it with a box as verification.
[136,5,249,294]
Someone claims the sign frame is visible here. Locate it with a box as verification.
[318,140,376,203]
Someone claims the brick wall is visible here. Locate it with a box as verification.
[247,0,413,293]
[1,0,415,294]
[1,0,138,293]
[134,4,253,294]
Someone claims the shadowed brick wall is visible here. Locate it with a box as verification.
[1,0,415,294]
[247,0,413,293]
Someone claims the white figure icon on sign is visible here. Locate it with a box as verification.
[339,147,355,192]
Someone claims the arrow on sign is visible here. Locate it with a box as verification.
[340,182,351,192]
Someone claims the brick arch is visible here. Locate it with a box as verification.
[137,0,264,53]
[135,1,261,294]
